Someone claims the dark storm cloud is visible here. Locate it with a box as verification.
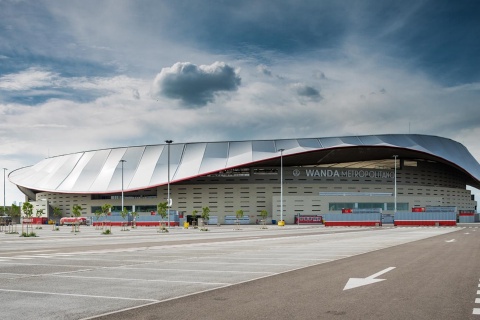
[293,83,322,102]
[153,62,241,107]
[160,0,480,85]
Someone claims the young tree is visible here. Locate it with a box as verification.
[94,209,103,229]
[191,209,198,228]
[120,207,129,231]
[22,201,34,235]
[235,209,244,220]
[101,204,112,230]
[260,209,268,228]
[72,204,83,232]
[35,209,44,229]
[201,206,210,230]
[157,202,168,232]
[52,207,62,230]
[131,211,139,228]
[35,209,44,218]
[235,209,244,229]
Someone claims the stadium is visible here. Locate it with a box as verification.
[8,134,480,225]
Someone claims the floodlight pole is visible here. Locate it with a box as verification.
[393,155,398,213]
[3,168,7,214]
[120,160,126,214]
[165,140,173,228]
[278,149,285,223]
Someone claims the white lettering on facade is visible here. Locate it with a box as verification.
[304,169,394,179]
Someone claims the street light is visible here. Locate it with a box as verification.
[278,148,285,224]
[119,160,126,214]
[393,155,398,213]
[3,168,7,214]
[165,140,173,228]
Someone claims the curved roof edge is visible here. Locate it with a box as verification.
[9,134,480,194]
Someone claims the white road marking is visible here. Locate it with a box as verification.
[343,267,396,290]
[117,266,273,274]
[473,308,480,315]
[49,274,230,285]
[0,288,159,302]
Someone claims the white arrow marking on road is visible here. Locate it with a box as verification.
[445,239,456,243]
[343,267,396,291]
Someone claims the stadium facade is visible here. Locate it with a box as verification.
[8,134,480,224]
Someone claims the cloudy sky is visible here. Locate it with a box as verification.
[1,0,480,204]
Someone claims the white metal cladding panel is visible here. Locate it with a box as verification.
[419,136,480,178]
[105,148,139,192]
[378,135,424,151]
[274,139,304,155]
[149,144,183,185]
[9,158,50,188]
[129,145,163,189]
[407,135,442,154]
[19,157,64,188]
[8,134,480,193]
[70,150,111,192]
[122,146,146,189]
[57,152,95,191]
[252,140,276,161]
[358,135,395,147]
[226,141,252,167]
[29,156,66,189]
[319,136,363,148]
[175,143,206,180]
[39,153,83,190]
[91,148,127,192]
[199,142,229,174]
[166,144,183,181]
[414,135,462,160]
[148,145,167,185]
[297,138,322,149]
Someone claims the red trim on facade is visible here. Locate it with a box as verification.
[324,221,380,227]
[394,220,456,226]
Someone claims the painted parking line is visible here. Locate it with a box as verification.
[0,288,160,302]
[474,280,480,316]
[47,274,231,286]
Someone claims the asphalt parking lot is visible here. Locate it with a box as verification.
[0,224,478,319]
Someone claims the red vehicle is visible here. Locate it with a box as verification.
[294,215,323,224]
[60,217,90,226]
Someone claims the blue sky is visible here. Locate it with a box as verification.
[1,0,480,204]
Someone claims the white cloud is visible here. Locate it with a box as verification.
[0,67,55,90]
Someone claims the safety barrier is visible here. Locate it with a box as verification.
[323,213,381,227]
[394,212,456,226]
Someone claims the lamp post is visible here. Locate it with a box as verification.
[3,168,7,215]
[393,155,398,213]
[278,149,285,224]
[120,160,126,214]
[165,140,173,228]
